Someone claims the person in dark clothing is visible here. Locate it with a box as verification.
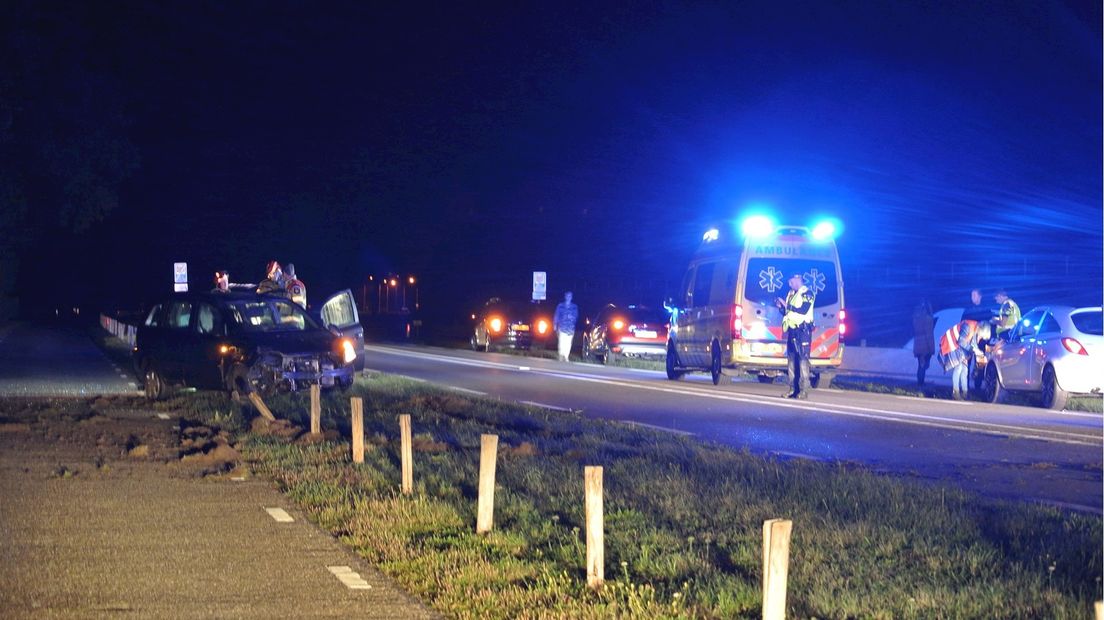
[212,269,230,293]
[775,272,815,399]
[912,299,935,387]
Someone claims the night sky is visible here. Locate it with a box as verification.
[2,1,1100,342]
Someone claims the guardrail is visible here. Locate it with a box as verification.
[100,314,137,348]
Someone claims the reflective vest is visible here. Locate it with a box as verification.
[287,278,307,308]
[782,286,815,330]
[997,299,1020,334]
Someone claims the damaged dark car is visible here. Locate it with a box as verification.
[133,290,363,400]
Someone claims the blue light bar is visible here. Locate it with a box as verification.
[741,215,775,238]
[811,220,837,241]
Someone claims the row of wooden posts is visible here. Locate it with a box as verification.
[259,387,796,619]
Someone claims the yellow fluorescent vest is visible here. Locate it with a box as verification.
[782,286,815,329]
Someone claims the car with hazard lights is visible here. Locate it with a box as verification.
[981,306,1103,410]
[470,297,553,352]
[133,290,363,400]
[581,304,668,363]
[665,216,846,386]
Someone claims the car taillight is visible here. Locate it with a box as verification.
[537,319,549,335]
[732,304,743,339]
[489,317,504,333]
[839,308,847,338]
[612,319,625,331]
[1062,337,1088,355]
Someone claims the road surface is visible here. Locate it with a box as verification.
[363,343,1103,512]
[0,322,140,396]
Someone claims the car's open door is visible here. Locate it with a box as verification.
[318,289,365,369]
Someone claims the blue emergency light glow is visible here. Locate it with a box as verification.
[703,228,720,242]
[740,215,775,238]
[811,221,836,240]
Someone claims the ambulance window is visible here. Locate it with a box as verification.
[680,269,694,308]
[693,263,715,307]
[744,258,838,306]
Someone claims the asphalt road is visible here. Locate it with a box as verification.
[363,343,1104,512]
[0,322,140,397]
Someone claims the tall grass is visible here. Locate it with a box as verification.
[175,375,1101,619]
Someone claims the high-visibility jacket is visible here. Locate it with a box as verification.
[996,299,1020,335]
[938,320,981,371]
[782,286,814,330]
[286,278,307,308]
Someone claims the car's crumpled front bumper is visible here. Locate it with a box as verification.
[255,350,354,391]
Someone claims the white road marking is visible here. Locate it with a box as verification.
[518,366,531,371]
[265,507,294,523]
[327,566,371,590]
[118,373,128,379]
[620,420,695,436]
[446,385,487,396]
[367,345,1102,447]
[156,413,171,420]
[518,400,573,413]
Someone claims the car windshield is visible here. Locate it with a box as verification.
[1070,310,1103,336]
[227,299,320,332]
[744,258,840,307]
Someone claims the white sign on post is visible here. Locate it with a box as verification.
[532,271,547,301]
[173,262,188,292]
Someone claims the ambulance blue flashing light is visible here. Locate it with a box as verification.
[703,228,720,242]
[740,215,775,238]
[811,220,837,241]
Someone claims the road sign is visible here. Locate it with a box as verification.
[173,262,188,292]
[532,271,547,301]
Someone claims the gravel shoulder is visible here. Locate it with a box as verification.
[0,397,437,619]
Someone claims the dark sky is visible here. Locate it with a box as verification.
[3,1,1101,341]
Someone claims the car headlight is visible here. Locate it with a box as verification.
[340,338,357,364]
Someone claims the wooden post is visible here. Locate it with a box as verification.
[310,384,321,435]
[1095,600,1102,620]
[399,414,413,495]
[476,434,498,534]
[584,466,604,589]
[350,397,364,464]
[762,518,793,620]
[247,392,276,421]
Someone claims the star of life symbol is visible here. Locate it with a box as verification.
[804,268,827,294]
[758,266,783,293]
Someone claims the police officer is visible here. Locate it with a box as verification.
[257,261,285,295]
[776,272,815,399]
[992,289,1021,341]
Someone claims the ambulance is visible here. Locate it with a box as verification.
[665,216,846,387]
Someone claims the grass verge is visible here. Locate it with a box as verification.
[167,373,1102,619]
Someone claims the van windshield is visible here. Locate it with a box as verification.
[744,258,839,307]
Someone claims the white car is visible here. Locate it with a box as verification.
[983,306,1103,410]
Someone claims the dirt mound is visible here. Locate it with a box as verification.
[251,417,303,441]
[501,441,540,458]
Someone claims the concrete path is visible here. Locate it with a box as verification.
[0,406,437,619]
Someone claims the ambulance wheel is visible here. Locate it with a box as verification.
[665,342,685,381]
[810,372,833,389]
[710,341,723,385]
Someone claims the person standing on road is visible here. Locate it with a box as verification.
[257,261,285,295]
[552,291,579,362]
[940,319,991,400]
[776,272,815,399]
[912,299,935,387]
[993,289,1021,341]
[284,263,307,308]
[960,288,988,322]
[212,269,230,293]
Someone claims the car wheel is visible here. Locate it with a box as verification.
[665,342,685,381]
[581,337,591,360]
[757,374,775,384]
[982,363,1003,404]
[1040,365,1068,411]
[710,341,722,386]
[144,367,166,401]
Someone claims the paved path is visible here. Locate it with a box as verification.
[0,322,139,396]
[363,343,1103,512]
[0,407,437,619]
